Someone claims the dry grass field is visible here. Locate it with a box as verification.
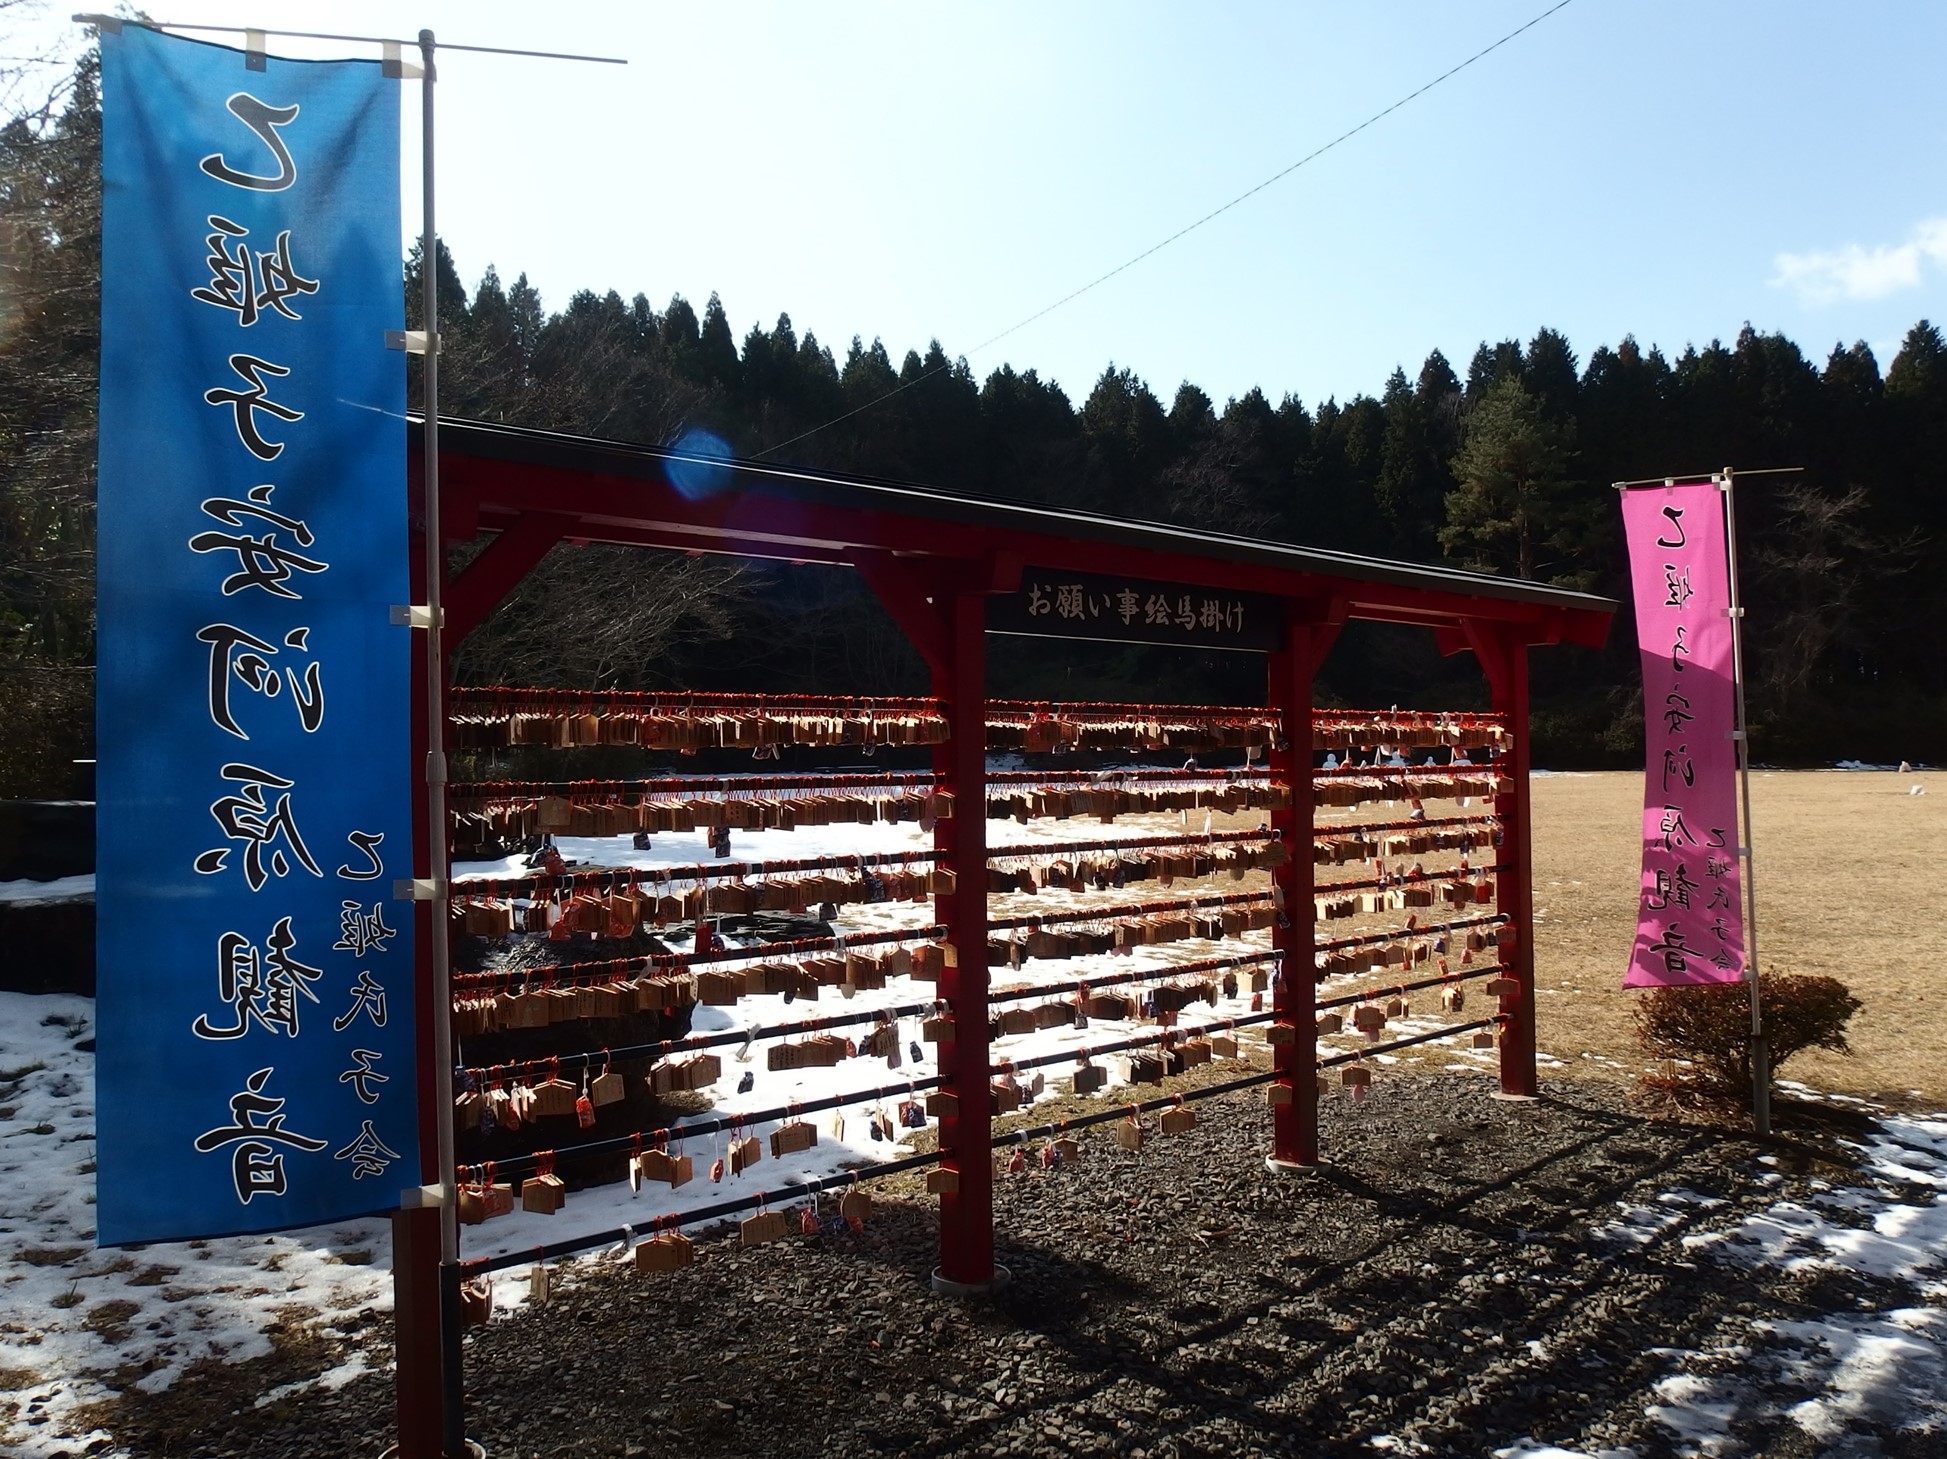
[1527,768,1947,1107]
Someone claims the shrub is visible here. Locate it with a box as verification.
[1635,972,1862,1103]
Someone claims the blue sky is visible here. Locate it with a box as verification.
[20,1,1947,411]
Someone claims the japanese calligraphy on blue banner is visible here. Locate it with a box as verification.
[96,25,416,1244]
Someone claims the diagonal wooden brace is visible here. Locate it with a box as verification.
[848,550,1022,676]
[443,511,576,645]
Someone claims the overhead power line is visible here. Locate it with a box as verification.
[754,0,1580,461]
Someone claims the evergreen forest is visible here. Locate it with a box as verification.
[4,52,1945,794]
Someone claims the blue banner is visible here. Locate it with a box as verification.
[96,25,417,1244]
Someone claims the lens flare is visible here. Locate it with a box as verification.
[665,427,733,499]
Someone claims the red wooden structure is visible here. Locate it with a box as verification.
[393,417,1614,1454]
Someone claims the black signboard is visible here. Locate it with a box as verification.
[986,568,1281,653]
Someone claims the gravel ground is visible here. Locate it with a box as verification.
[90,1074,1922,1459]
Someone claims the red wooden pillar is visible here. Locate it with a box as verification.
[1472,623,1538,1099]
[931,591,998,1289]
[1267,611,1337,1169]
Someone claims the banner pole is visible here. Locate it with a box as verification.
[413,26,467,1457]
[1718,467,1769,1136]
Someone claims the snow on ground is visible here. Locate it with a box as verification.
[0,993,393,1457]
[1678,1091,1947,1294]
[9,981,1947,1456]
[454,816,932,883]
[1594,1188,1727,1248]
[0,874,94,906]
[1592,1084,1947,1456]
[1,808,1502,1452]
[451,801,1280,884]
[1756,1308,1947,1444]
[11,810,1947,1455]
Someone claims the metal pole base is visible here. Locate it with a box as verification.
[1264,1156,1319,1177]
[1490,1091,1541,1104]
[1751,1032,1773,1137]
[930,1264,1012,1297]
[379,1442,484,1458]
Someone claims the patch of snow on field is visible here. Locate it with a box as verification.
[1644,1360,1749,1456]
[1685,1113,1947,1285]
[0,873,94,905]
[251,1351,371,1409]
[1592,1189,1724,1246]
[0,992,390,1458]
[1603,1106,1947,1453]
[1763,1309,1947,1443]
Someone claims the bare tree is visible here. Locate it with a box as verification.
[0,20,98,793]
[0,1,83,121]
[449,542,749,690]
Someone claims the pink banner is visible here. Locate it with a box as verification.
[1621,482,1746,987]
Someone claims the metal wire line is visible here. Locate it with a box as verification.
[753,0,1580,461]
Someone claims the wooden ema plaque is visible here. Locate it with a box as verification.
[770,1120,817,1158]
[634,1231,694,1272]
[740,1209,789,1246]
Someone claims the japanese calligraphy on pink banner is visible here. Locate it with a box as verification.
[1621,482,1746,987]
